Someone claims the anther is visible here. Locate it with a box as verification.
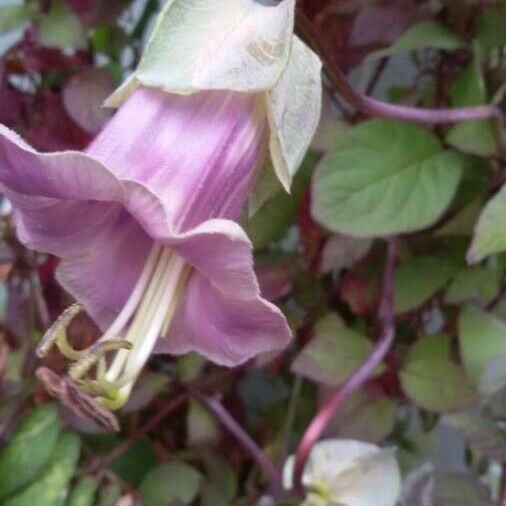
[36,303,84,358]
[68,338,133,380]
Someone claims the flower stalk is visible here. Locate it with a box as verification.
[292,238,398,494]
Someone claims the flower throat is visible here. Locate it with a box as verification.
[37,243,189,410]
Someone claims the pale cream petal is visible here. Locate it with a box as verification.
[283,439,401,506]
[267,36,322,191]
[108,0,295,104]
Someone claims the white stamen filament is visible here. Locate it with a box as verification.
[92,243,189,407]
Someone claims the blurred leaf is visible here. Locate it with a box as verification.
[0,404,61,500]
[435,196,483,237]
[394,256,460,313]
[5,431,81,506]
[122,372,170,413]
[187,399,220,446]
[292,314,382,386]
[239,369,289,412]
[204,455,237,502]
[111,439,157,487]
[402,466,493,506]
[446,121,496,158]
[312,119,463,237]
[446,57,496,157]
[63,68,114,134]
[443,410,506,462]
[400,335,476,412]
[255,253,294,302]
[36,0,87,50]
[468,184,506,262]
[480,355,506,396]
[139,461,203,506]
[177,352,206,382]
[96,483,121,506]
[476,10,506,51]
[0,4,34,33]
[350,4,422,48]
[458,305,506,383]
[200,481,230,506]
[368,21,464,60]
[434,472,494,506]
[90,26,127,60]
[65,477,99,506]
[336,394,396,444]
[245,154,315,249]
[319,234,372,274]
[445,266,500,305]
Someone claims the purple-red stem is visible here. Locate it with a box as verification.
[190,389,284,491]
[296,11,503,127]
[292,238,398,493]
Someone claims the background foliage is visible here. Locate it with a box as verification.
[0,0,505,504]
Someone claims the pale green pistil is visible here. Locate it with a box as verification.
[37,243,189,410]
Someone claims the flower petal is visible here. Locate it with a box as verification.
[283,439,401,506]
[105,0,296,105]
[156,271,291,366]
[0,124,125,257]
[122,181,261,300]
[168,219,260,300]
[0,124,122,201]
[56,211,153,328]
[267,36,322,191]
[90,88,267,229]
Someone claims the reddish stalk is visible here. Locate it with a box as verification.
[296,11,503,127]
[92,368,238,472]
[292,238,398,493]
[92,393,187,472]
[190,389,284,491]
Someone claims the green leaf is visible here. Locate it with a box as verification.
[204,455,237,502]
[434,196,484,237]
[450,60,487,107]
[480,355,506,396]
[110,439,157,487]
[445,266,500,304]
[400,335,476,412]
[96,484,121,506]
[478,334,506,420]
[434,472,494,506]
[36,0,87,50]
[0,5,33,33]
[394,256,460,313]
[446,121,496,157]
[5,431,81,506]
[312,119,464,237]
[245,153,315,249]
[200,482,229,506]
[443,410,506,462]
[177,352,206,382]
[187,399,220,446]
[446,57,496,157]
[336,394,396,444]
[368,21,464,60]
[139,461,203,506]
[458,305,506,383]
[0,404,61,500]
[65,477,99,506]
[476,10,506,51]
[291,313,382,386]
[468,184,506,262]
